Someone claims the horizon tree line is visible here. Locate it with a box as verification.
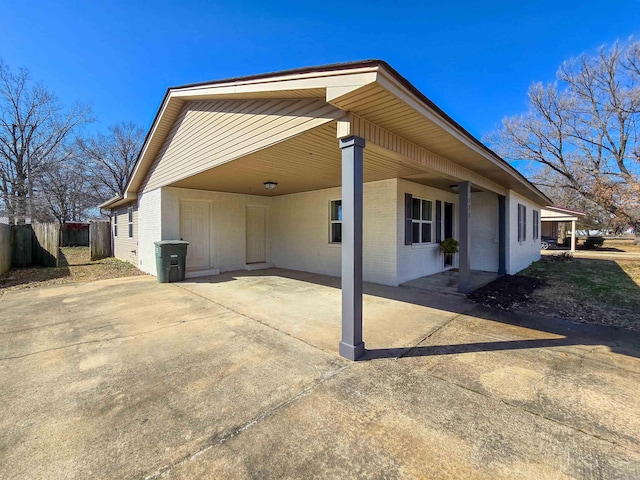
[0,60,144,224]
[2,42,639,242]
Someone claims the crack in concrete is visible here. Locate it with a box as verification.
[387,313,640,454]
[419,365,640,455]
[396,313,467,359]
[0,314,229,361]
[143,363,351,480]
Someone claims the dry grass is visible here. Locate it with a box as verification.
[602,238,640,252]
[0,247,145,292]
[519,255,640,331]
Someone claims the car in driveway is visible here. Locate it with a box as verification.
[541,236,558,250]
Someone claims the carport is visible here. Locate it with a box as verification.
[101,61,551,361]
[541,206,586,252]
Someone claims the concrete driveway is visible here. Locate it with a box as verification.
[1,269,639,479]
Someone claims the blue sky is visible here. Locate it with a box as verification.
[2,0,639,141]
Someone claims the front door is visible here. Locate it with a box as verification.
[246,206,266,264]
[444,202,454,267]
[180,200,211,270]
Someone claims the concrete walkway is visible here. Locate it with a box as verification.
[402,269,499,295]
[1,271,639,479]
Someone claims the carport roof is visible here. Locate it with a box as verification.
[101,60,551,209]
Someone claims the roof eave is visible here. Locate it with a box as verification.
[98,192,137,210]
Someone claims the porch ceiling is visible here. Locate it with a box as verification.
[330,82,538,197]
[169,122,460,196]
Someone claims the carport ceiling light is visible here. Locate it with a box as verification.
[263,181,278,190]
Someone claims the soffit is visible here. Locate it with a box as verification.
[330,80,549,205]
[169,122,464,196]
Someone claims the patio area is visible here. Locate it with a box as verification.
[402,270,500,295]
[177,268,474,356]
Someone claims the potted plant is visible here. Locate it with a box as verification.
[439,237,459,269]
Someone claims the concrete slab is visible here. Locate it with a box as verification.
[0,276,345,479]
[177,268,473,356]
[2,271,640,479]
[166,359,640,480]
[403,270,499,295]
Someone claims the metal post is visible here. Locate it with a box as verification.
[498,195,506,275]
[458,181,472,293]
[339,135,365,361]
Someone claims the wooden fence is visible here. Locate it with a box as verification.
[10,223,60,268]
[60,223,90,247]
[90,220,112,260]
[0,224,10,275]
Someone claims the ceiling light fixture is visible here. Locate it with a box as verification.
[263,181,278,190]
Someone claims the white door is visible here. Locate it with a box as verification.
[180,200,211,270]
[246,206,266,264]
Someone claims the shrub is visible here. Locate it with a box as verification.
[584,236,605,249]
[439,237,459,255]
[550,251,574,262]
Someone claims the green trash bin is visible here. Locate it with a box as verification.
[154,240,189,283]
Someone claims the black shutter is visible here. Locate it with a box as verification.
[435,200,442,243]
[405,193,413,245]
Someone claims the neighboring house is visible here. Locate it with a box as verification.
[541,206,586,252]
[100,60,551,360]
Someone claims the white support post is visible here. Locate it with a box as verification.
[571,220,576,253]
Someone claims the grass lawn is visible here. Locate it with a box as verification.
[0,247,145,292]
[601,238,640,252]
[521,255,640,331]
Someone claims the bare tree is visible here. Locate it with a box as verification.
[39,150,101,223]
[77,122,144,200]
[487,41,640,243]
[0,60,92,223]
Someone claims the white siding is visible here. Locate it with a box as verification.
[140,99,341,192]
[138,189,163,275]
[506,190,542,274]
[270,179,398,286]
[111,202,138,265]
[396,179,459,285]
[470,191,499,272]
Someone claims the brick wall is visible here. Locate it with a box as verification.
[506,190,542,274]
[470,191,499,272]
[137,188,162,275]
[270,179,398,285]
[396,179,460,285]
[161,187,271,274]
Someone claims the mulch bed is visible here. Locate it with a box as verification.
[468,275,544,310]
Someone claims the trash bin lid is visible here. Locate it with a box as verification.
[154,240,190,246]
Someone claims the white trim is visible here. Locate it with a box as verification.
[411,196,434,245]
[185,268,221,279]
[127,206,134,239]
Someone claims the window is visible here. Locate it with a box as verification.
[113,213,118,238]
[533,210,539,240]
[329,200,342,243]
[412,197,433,244]
[127,206,133,239]
[518,204,527,242]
